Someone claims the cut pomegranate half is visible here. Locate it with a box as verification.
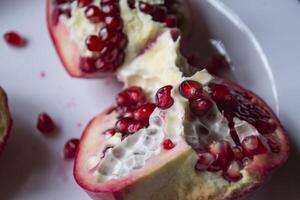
[0,87,13,155]
[46,0,190,78]
[74,70,289,200]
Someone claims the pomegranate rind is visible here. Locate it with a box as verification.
[0,87,13,155]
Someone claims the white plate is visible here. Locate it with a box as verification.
[0,0,298,199]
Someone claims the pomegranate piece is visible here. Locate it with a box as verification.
[3,31,26,48]
[155,85,174,109]
[64,138,79,159]
[37,113,57,134]
[0,87,13,155]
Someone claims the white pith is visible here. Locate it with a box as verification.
[57,0,165,58]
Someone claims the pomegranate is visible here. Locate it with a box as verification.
[0,87,13,155]
[46,0,190,78]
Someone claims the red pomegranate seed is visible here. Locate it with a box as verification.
[115,32,128,49]
[189,97,213,117]
[164,15,177,28]
[64,138,79,159]
[80,57,98,73]
[134,103,156,123]
[85,5,104,23]
[119,107,135,118]
[86,35,104,52]
[104,129,116,136]
[255,119,276,135]
[127,120,144,134]
[241,136,268,158]
[179,80,203,100]
[195,151,215,171]
[101,47,119,63]
[101,3,120,16]
[37,113,57,134]
[115,117,131,134]
[95,58,116,72]
[105,16,123,31]
[155,85,174,109]
[163,139,175,150]
[77,0,92,7]
[206,54,230,76]
[151,6,167,22]
[139,2,154,14]
[208,141,234,171]
[211,84,231,102]
[232,146,244,161]
[116,86,146,107]
[99,27,118,43]
[4,31,26,47]
[223,160,242,182]
[170,28,180,42]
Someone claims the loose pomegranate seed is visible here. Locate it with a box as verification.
[37,113,57,134]
[139,2,154,14]
[105,16,123,31]
[164,15,177,28]
[116,87,146,107]
[86,35,104,52]
[208,141,234,171]
[80,57,98,73]
[211,84,231,102]
[101,3,120,16]
[255,119,276,135]
[195,151,215,171]
[4,31,26,47]
[189,97,213,117]
[115,117,131,135]
[155,85,174,109]
[104,129,116,135]
[163,139,175,150]
[99,27,118,43]
[179,80,203,100]
[64,138,79,159]
[223,160,242,182]
[151,6,167,22]
[77,0,92,7]
[127,120,144,134]
[134,103,156,123]
[85,5,104,23]
[241,136,268,158]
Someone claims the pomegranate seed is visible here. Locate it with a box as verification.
[170,28,180,42]
[208,141,234,171]
[77,0,92,7]
[164,15,177,28]
[241,136,268,158]
[195,151,215,171]
[115,118,131,134]
[101,3,120,16]
[4,31,26,47]
[206,54,230,76]
[115,33,128,49]
[95,58,116,72]
[105,16,123,31]
[64,138,79,159]
[134,103,156,123]
[127,120,144,134]
[139,2,154,14]
[119,107,135,118]
[85,5,104,23]
[232,146,244,161]
[37,113,57,134]
[101,47,119,63]
[80,57,98,73]
[255,119,276,135]
[104,129,116,135]
[163,139,175,150]
[189,97,213,117]
[99,27,118,43]
[211,84,231,102]
[179,80,203,100]
[155,85,174,109]
[86,35,104,52]
[223,160,242,182]
[116,87,146,107]
[151,6,167,22]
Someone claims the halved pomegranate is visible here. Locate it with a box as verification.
[74,69,289,200]
[47,0,190,78]
[0,87,13,155]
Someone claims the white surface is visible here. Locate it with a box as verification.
[0,0,299,199]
